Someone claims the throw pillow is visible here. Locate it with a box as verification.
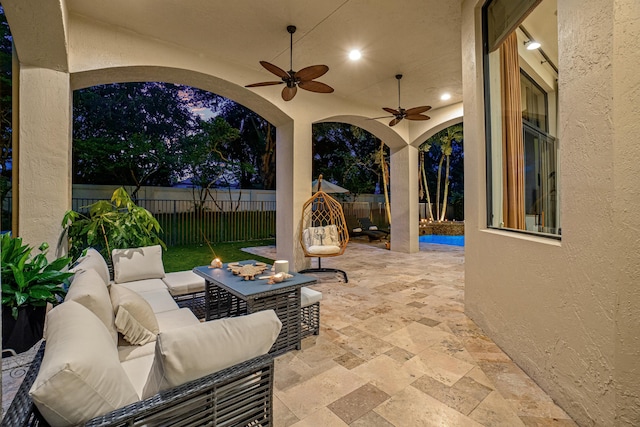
[352,227,362,233]
[110,284,159,345]
[112,245,165,284]
[368,225,378,230]
[323,225,339,246]
[29,301,139,427]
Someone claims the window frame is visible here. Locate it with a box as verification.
[481,0,561,240]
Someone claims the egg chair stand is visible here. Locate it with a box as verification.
[299,176,349,283]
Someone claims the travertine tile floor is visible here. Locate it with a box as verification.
[244,240,577,427]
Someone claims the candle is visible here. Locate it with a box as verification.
[274,260,289,274]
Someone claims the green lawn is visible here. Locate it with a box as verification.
[162,239,275,273]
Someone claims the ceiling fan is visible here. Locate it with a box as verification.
[245,25,334,101]
[372,74,431,126]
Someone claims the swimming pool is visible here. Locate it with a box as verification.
[419,234,465,246]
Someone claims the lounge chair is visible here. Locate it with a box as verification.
[346,216,387,242]
[346,216,367,239]
[358,217,390,238]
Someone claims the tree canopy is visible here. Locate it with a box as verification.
[72,83,276,193]
[312,123,387,198]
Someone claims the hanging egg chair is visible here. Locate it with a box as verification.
[298,175,349,282]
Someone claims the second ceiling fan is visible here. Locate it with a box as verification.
[245,25,334,101]
[373,74,432,126]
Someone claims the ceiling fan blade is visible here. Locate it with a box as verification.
[405,114,431,121]
[383,107,400,115]
[298,80,334,93]
[369,115,395,120]
[295,65,329,81]
[404,105,432,115]
[245,81,285,87]
[389,118,402,126]
[282,85,297,101]
[259,61,289,79]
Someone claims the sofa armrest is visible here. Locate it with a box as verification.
[2,342,275,427]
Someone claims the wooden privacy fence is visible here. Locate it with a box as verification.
[72,198,276,247]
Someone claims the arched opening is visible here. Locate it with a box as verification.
[71,81,281,253]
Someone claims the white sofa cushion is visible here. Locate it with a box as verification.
[162,271,206,296]
[135,289,180,314]
[119,278,168,294]
[71,248,110,286]
[112,245,165,284]
[110,284,159,346]
[301,287,322,307]
[117,309,199,362]
[155,308,200,331]
[142,310,282,398]
[121,355,155,399]
[63,268,118,345]
[29,301,139,427]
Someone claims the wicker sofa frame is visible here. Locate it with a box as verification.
[2,342,275,427]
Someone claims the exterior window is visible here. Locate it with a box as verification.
[483,0,560,237]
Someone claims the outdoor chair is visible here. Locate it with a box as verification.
[346,216,367,238]
[358,217,390,238]
[299,175,349,282]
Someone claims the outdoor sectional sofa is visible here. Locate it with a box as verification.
[2,246,282,427]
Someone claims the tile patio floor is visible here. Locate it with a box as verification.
[2,240,577,426]
[244,240,577,427]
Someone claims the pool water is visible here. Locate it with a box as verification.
[419,234,465,246]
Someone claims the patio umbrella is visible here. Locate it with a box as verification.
[311,179,349,193]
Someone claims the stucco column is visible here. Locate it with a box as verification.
[389,144,419,253]
[18,66,72,254]
[275,119,313,271]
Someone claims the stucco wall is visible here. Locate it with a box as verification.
[462,0,640,425]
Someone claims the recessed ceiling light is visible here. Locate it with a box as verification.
[348,49,362,61]
[525,40,541,50]
[440,93,451,101]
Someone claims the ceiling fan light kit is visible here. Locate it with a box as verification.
[245,25,334,101]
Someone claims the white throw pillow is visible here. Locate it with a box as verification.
[112,245,165,284]
[352,227,363,233]
[110,284,159,345]
[323,224,339,246]
[29,301,139,427]
[142,310,282,398]
[368,225,378,230]
[64,268,118,345]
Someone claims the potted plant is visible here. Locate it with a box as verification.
[60,187,166,263]
[1,233,73,353]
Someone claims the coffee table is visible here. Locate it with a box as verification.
[193,261,317,355]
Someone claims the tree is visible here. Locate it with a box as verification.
[73,82,197,189]
[312,123,382,198]
[374,139,392,225]
[215,100,276,189]
[419,123,464,221]
[0,6,12,224]
[74,133,172,199]
[178,116,240,209]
